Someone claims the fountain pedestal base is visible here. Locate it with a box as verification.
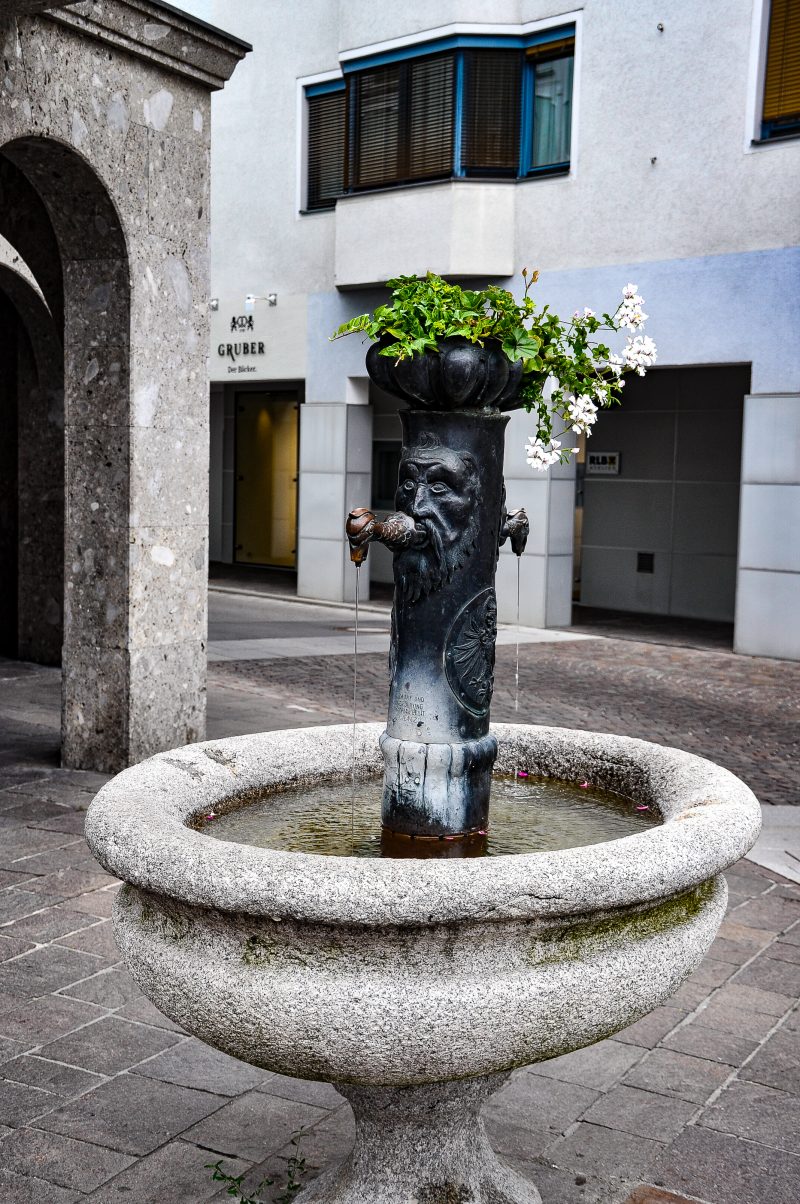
[298,1075,541,1204]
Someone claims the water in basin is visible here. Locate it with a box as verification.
[198,775,658,858]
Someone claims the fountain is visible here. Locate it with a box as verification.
[85,333,761,1203]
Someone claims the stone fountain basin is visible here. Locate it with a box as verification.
[85,723,760,1087]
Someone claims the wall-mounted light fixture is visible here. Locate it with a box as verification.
[244,293,278,313]
[209,297,219,311]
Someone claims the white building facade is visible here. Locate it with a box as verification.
[184,0,800,660]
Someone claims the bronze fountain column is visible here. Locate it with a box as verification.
[346,337,529,854]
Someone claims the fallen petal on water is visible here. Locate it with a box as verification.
[579,781,589,789]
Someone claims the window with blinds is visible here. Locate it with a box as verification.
[762,0,800,138]
[461,50,521,175]
[347,54,455,191]
[306,89,345,210]
[303,30,575,209]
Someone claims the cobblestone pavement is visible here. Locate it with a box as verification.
[1,656,799,1203]
[210,638,800,806]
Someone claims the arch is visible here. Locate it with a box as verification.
[0,261,63,664]
[0,134,132,769]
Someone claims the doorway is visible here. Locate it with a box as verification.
[574,364,750,625]
[234,391,299,568]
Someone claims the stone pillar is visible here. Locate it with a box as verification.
[735,393,800,660]
[0,0,248,770]
[496,407,575,629]
[298,399,372,602]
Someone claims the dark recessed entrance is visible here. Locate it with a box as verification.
[573,364,750,636]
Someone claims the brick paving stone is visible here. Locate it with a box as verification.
[183,1090,331,1162]
[0,1054,103,1098]
[684,957,734,990]
[67,889,118,918]
[0,889,64,924]
[0,995,106,1046]
[705,981,794,1017]
[739,1027,800,1093]
[0,1079,60,1126]
[30,813,87,836]
[664,982,709,1011]
[8,779,99,807]
[698,1079,800,1153]
[729,891,800,934]
[545,1121,664,1181]
[714,918,775,951]
[59,965,142,1008]
[769,940,800,964]
[621,1048,730,1104]
[481,1071,599,1161]
[733,952,800,996]
[614,1008,686,1050]
[0,799,67,826]
[0,869,37,889]
[115,995,184,1033]
[255,1072,346,1109]
[660,1023,758,1067]
[620,1190,703,1204]
[85,1139,251,1203]
[2,903,101,943]
[55,920,120,962]
[133,1037,269,1096]
[528,1040,643,1091]
[652,1125,800,1204]
[24,869,113,899]
[0,933,34,961]
[39,1017,182,1076]
[0,1168,81,1203]
[525,1161,635,1204]
[0,944,102,999]
[582,1086,697,1143]
[0,829,71,866]
[222,1108,357,1204]
[724,871,773,899]
[37,1074,228,1156]
[0,1127,134,1192]
[11,842,104,877]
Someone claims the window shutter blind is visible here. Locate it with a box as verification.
[306,90,345,210]
[352,64,401,188]
[763,0,800,124]
[461,50,522,175]
[408,54,455,179]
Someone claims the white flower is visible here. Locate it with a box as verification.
[525,436,577,471]
[617,284,648,330]
[566,393,599,434]
[583,307,595,318]
[607,352,625,376]
[623,334,657,376]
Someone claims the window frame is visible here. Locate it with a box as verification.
[301,21,578,211]
[746,0,800,148]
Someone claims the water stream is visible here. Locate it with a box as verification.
[351,563,360,854]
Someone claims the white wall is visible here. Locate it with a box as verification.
[182,0,800,654]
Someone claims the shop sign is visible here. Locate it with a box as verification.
[217,314,266,374]
[586,451,620,475]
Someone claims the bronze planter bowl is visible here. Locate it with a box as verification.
[366,335,524,411]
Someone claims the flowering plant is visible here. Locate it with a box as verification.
[330,271,656,471]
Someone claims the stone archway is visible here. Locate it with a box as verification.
[0,2,248,771]
[0,259,64,665]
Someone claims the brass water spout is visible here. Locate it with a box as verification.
[500,507,529,557]
[346,508,426,564]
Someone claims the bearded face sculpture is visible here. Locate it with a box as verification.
[393,435,480,604]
